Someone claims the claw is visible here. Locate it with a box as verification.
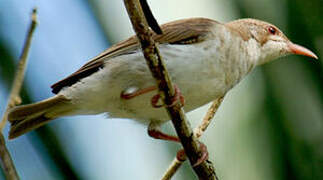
[147,124,209,166]
[176,149,187,162]
[168,85,185,107]
[151,84,185,108]
[176,142,209,167]
[192,142,209,167]
[151,94,164,108]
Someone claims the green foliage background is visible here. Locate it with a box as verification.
[0,0,322,179]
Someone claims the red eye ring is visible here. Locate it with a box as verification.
[268,26,277,35]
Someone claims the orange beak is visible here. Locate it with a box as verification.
[288,43,318,59]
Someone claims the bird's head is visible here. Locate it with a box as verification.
[226,19,318,65]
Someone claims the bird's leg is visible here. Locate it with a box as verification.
[120,86,157,99]
[148,126,180,143]
[148,122,208,166]
[120,85,185,108]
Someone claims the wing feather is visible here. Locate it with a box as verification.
[51,18,219,94]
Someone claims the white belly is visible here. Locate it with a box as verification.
[59,41,253,123]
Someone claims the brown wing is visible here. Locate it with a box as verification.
[51,18,219,94]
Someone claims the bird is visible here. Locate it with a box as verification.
[7,17,317,141]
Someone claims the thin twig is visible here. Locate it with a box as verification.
[139,0,162,34]
[0,134,18,180]
[0,8,38,130]
[123,0,217,179]
[194,98,223,138]
[0,8,38,180]
[161,98,223,180]
[161,157,184,180]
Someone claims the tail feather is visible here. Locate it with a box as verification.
[8,95,71,139]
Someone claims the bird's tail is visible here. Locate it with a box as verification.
[8,95,72,139]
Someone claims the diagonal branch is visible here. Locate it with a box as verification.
[139,0,162,34]
[194,97,224,138]
[0,8,38,180]
[161,157,184,180]
[123,0,217,179]
[161,98,224,180]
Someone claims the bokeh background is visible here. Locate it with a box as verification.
[0,0,322,179]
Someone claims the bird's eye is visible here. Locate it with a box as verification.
[268,26,277,35]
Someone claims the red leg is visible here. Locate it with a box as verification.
[121,86,157,99]
[120,85,185,108]
[148,128,180,143]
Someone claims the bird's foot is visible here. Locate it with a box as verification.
[148,127,209,166]
[176,141,209,167]
[151,84,185,108]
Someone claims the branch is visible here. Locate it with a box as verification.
[194,98,223,138]
[0,8,38,180]
[0,134,18,180]
[139,0,162,34]
[161,98,223,180]
[123,0,217,179]
[161,157,184,180]
[0,8,38,130]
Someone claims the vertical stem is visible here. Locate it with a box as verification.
[0,8,38,130]
[0,133,18,180]
[0,8,38,180]
[123,0,217,179]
